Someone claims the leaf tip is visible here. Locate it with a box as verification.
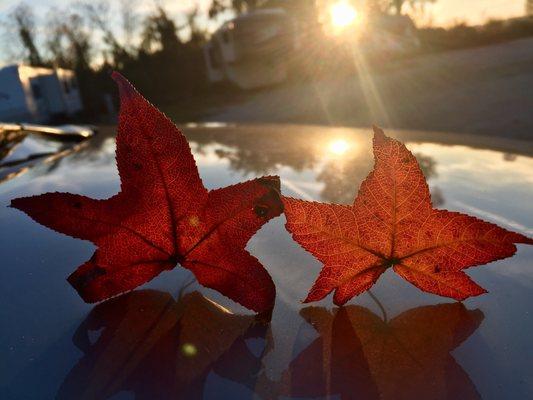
[473,285,489,298]
[257,175,280,191]
[372,125,386,141]
[456,286,488,302]
[303,290,326,304]
[255,308,273,323]
[9,196,25,211]
[522,236,533,245]
[470,308,485,325]
[111,71,137,102]
[332,295,348,307]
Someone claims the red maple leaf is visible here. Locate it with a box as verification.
[11,73,282,313]
[283,127,532,304]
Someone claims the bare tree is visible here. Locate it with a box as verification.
[184,6,208,46]
[9,3,43,66]
[141,6,182,54]
[64,14,92,70]
[45,11,69,67]
[390,0,436,15]
[120,0,140,51]
[208,0,266,18]
[77,1,130,67]
[366,0,436,15]
[45,9,92,70]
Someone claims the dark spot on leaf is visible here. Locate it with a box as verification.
[254,204,269,218]
[403,157,410,164]
[434,265,441,273]
[72,201,82,209]
[133,162,142,171]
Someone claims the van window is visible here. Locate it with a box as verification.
[31,83,42,99]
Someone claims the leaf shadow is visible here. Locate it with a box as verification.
[280,302,483,400]
[57,289,269,400]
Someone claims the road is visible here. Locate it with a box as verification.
[206,38,533,141]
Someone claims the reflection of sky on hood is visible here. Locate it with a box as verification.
[407,143,533,236]
[1,127,532,400]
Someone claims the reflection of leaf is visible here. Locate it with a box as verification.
[57,290,267,400]
[175,292,258,385]
[283,128,532,304]
[281,307,378,400]
[11,73,283,313]
[282,303,483,400]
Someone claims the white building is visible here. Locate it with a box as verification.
[0,65,83,123]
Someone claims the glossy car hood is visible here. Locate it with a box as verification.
[1,123,532,399]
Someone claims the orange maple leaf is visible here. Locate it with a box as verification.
[283,127,532,304]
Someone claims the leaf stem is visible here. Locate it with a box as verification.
[175,273,197,299]
[367,289,387,323]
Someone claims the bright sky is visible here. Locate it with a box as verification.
[418,0,527,26]
[0,0,528,64]
[0,0,527,25]
[0,0,207,14]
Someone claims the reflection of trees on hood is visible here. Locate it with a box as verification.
[57,290,270,400]
[318,151,440,205]
[187,128,442,205]
[37,127,442,206]
[280,302,483,400]
[65,127,117,164]
[0,131,26,164]
[317,151,374,205]
[0,131,89,184]
[189,128,320,175]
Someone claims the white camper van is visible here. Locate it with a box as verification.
[204,9,299,89]
[0,65,83,123]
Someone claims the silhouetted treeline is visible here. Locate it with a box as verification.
[4,1,533,121]
[419,17,533,51]
[5,1,210,120]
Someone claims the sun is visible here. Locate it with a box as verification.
[328,138,350,155]
[329,1,359,29]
